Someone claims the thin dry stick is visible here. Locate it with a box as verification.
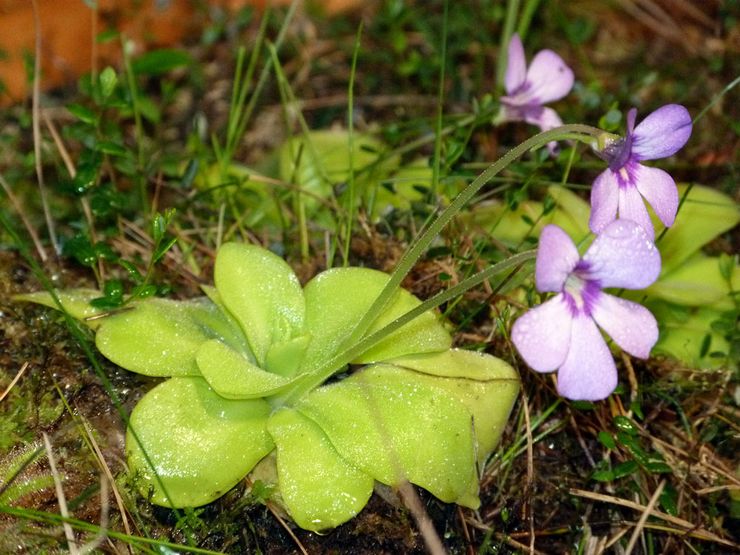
[78,475,110,555]
[30,0,58,257]
[521,393,535,554]
[455,506,473,555]
[79,415,134,549]
[603,527,630,551]
[0,173,47,262]
[494,534,546,555]
[570,488,735,546]
[43,112,75,176]
[624,480,665,555]
[569,415,597,468]
[43,432,78,554]
[621,353,639,407]
[0,362,30,403]
[463,518,547,555]
[590,533,610,555]
[44,112,104,282]
[265,503,309,555]
[696,484,740,495]
[667,0,715,27]
[398,481,447,555]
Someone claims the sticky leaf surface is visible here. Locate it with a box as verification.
[267,408,374,531]
[127,377,272,507]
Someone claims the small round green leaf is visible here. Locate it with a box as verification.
[126,377,273,507]
[298,365,479,507]
[196,339,296,399]
[215,243,305,365]
[267,407,374,531]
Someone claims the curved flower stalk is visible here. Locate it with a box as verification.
[18,243,519,531]
[590,104,693,239]
[512,220,661,401]
[499,33,574,150]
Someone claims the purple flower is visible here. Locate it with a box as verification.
[512,220,661,401]
[590,104,692,240]
[500,33,574,136]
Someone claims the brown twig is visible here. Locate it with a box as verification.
[30,0,58,258]
[570,488,736,547]
[43,432,78,554]
[398,481,447,555]
[0,173,48,263]
[0,362,30,403]
[624,479,665,555]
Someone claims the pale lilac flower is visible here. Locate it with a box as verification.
[500,33,574,138]
[512,220,661,401]
[590,104,692,240]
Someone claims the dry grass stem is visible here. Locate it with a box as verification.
[79,415,134,551]
[521,392,536,554]
[0,362,30,403]
[0,173,48,262]
[77,475,109,555]
[570,488,737,548]
[398,481,447,555]
[42,432,78,554]
[30,0,57,258]
[43,112,76,177]
[265,502,309,555]
[623,479,665,555]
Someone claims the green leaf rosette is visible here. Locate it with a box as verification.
[18,242,520,531]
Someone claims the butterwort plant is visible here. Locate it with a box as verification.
[19,242,520,531]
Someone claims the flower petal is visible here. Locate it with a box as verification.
[535,224,580,292]
[524,106,563,131]
[523,49,574,104]
[556,315,617,401]
[589,170,620,234]
[633,164,679,227]
[582,219,661,289]
[618,184,656,240]
[591,294,658,359]
[512,295,572,372]
[523,106,564,154]
[504,33,527,95]
[632,104,692,160]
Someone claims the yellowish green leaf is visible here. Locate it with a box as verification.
[127,377,272,507]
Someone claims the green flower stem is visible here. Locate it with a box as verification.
[277,249,536,406]
[341,125,603,353]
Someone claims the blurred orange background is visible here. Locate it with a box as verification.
[0,0,359,103]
